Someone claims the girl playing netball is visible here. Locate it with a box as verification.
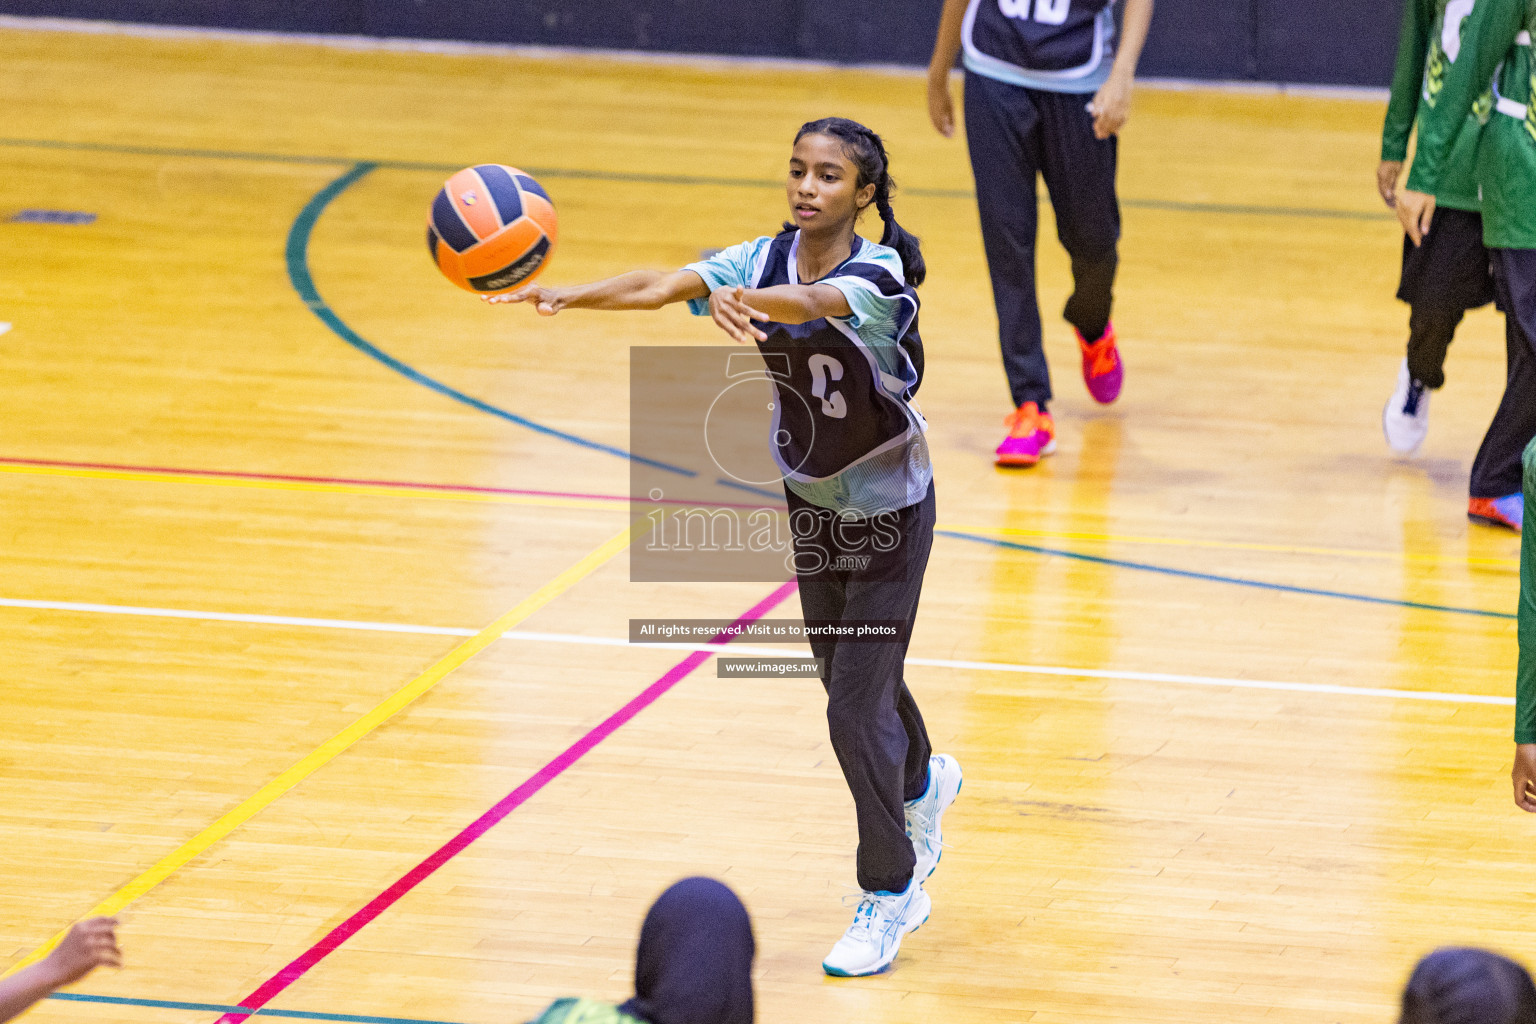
[489,116,963,977]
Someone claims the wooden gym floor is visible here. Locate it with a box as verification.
[0,19,1529,1024]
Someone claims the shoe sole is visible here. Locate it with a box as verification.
[995,440,1056,467]
[1469,512,1521,534]
[1086,386,1121,405]
[821,894,933,978]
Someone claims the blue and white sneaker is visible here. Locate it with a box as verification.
[822,880,931,977]
[905,753,963,882]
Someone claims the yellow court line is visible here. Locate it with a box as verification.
[0,462,622,513]
[1,518,644,977]
[942,522,1521,571]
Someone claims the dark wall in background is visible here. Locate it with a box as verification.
[0,0,1401,87]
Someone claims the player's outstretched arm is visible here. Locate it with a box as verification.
[1090,0,1154,139]
[486,270,708,315]
[0,918,122,1023]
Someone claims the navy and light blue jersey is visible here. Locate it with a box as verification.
[683,231,931,517]
[963,0,1118,94]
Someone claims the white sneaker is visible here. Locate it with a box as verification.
[905,753,962,882]
[1383,358,1431,455]
[822,881,931,977]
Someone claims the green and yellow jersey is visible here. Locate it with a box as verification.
[1385,0,1489,211]
[525,998,646,1024]
[1410,0,1536,248]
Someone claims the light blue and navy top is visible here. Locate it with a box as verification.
[683,231,931,517]
[962,0,1119,94]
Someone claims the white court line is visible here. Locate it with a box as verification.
[0,323,11,337]
[0,597,1511,706]
[501,631,1514,706]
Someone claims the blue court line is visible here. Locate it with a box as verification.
[0,136,1392,221]
[47,992,467,1024]
[285,162,694,476]
[713,477,790,501]
[936,529,1517,620]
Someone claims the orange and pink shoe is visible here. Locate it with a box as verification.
[995,401,1056,467]
[1078,322,1123,404]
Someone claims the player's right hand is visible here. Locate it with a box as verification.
[926,72,955,138]
[1376,161,1403,208]
[1514,745,1536,812]
[46,918,122,985]
[485,285,565,315]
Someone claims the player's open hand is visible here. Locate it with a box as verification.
[708,285,768,344]
[483,285,566,315]
[1089,74,1134,139]
[46,918,122,985]
[1514,745,1536,812]
[1376,160,1403,208]
[1396,188,1436,246]
[927,71,956,138]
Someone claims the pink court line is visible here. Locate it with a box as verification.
[0,456,779,511]
[213,580,799,1024]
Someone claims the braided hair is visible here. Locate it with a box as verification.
[788,116,927,288]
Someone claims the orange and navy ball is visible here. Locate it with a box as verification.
[427,165,557,294]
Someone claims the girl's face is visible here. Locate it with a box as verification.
[786,133,876,234]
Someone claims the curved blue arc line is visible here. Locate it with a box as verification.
[48,992,465,1024]
[936,529,1516,620]
[285,162,695,477]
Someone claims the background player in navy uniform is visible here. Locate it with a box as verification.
[927,0,1154,467]
[489,117,964,978]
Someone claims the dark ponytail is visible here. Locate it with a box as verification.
[791,116,927,288]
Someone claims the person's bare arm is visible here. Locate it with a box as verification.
[0,919,121,1023]
[486,269,708,314]
[1090,0,1155,139]
[707,284,852,343]
[926,0,969,137]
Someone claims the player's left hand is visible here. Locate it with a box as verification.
[1376,160,1403,208]
[483,285,566,315]
[1396,189,1436,246]
[708,286,768,344]
[1514,744,1536,812]
[1089,74,1134,140]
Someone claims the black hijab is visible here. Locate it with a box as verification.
[618,877,755,1024]
[1401,948,1536,1024]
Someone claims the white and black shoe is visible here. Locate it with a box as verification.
[822,881,930,977]
[1383,358,1431,455]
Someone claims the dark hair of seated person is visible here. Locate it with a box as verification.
[1400,948,1536,1024]
[525,876,754,1024]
